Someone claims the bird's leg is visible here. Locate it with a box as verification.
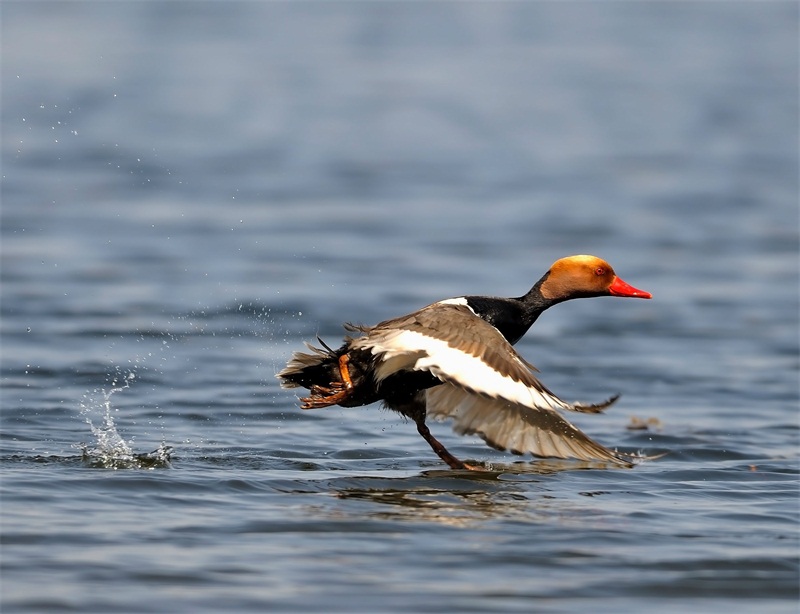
[415,418,484,471]
[300,354,354,409]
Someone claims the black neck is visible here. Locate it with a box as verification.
[465,276,560,346]
[510,277,562,340]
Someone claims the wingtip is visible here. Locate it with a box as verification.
[570,393,621,414]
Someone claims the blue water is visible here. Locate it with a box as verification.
[2,2,798,613]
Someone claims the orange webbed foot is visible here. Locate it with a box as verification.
[300,355,354,409]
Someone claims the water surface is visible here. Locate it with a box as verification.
[2,3,798,613]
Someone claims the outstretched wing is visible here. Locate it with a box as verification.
[353,302,616,413]
[352,302,628,465]
[426,385,630,465]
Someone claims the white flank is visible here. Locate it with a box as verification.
[359,329,570,412]
[435,297,471,309]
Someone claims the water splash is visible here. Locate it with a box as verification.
[77,371,172,469]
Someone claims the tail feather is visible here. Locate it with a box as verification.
[276,339,342,390]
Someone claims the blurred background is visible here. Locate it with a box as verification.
[3,0,796,417]
[1,3,798,611]
[4,2,796,312]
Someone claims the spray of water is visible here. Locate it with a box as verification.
[77,371,171,469]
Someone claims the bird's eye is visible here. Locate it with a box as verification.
[594,267,606,276]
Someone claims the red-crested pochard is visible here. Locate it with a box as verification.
[278,255,652,470]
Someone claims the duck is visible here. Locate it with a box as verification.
[277,255,652,470]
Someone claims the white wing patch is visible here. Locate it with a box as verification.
[356,328,573,412]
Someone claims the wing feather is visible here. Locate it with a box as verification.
[427,385,631,466]
[351,303,616,414]
[349,302,629,465]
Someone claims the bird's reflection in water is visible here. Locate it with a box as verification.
[329,458,614,527]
